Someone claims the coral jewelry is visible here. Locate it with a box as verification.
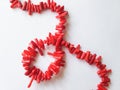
[10,0,112,90]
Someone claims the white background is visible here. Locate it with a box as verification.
[0,0,120,90]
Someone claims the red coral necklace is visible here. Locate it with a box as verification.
[10,0,112,90]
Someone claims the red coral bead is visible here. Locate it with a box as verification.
[22,1,27,10]
[10,0,18,8]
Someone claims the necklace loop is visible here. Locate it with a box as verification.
[10,0,112,89]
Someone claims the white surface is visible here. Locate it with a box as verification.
[0,0,120,90]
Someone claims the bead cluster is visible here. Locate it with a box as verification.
[61,40,112,90]
[10,0,112,90]
[22,36,65,88]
